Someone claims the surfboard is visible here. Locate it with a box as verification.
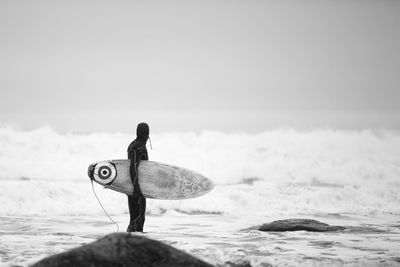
[87,160,214,200]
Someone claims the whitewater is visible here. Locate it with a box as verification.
[1,126,400,266]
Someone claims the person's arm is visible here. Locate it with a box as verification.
[131,148,143,197]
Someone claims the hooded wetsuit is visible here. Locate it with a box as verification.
[126,122,149,232]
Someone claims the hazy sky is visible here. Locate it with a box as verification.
[1,0,399,132]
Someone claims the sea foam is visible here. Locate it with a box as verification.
[0,126,399,217]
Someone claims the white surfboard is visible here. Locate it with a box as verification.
[88,160,214,200]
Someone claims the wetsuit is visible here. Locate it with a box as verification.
[126,123,149,232]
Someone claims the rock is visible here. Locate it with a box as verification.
[223,261,253,267]
[31,233,213,267]
[258,219,346,232]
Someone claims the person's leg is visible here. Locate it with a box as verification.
[137,197,146,232]
[127,195,141,232]
[127,159,139,232]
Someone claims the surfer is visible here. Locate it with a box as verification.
[126,122,150,232]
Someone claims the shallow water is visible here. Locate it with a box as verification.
[1,213,400,267]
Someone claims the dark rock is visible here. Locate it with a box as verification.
[258,219,346,232]
[391,257,400,263]
[31,233,213,267]
[222,261,253,267]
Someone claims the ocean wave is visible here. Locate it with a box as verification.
[0,126,399,216]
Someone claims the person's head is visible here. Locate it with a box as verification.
[136,122,150,142]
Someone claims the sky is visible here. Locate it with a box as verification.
[0,0,399,133]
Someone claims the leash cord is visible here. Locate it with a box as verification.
[90,179,120,232]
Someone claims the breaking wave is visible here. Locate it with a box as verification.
[0,125,399,217]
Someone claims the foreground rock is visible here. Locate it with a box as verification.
[31,233,213,267]
[259,219,346,232]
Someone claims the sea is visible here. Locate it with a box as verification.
[0,126,400,266]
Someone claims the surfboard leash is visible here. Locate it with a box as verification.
[90,179,120,232]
